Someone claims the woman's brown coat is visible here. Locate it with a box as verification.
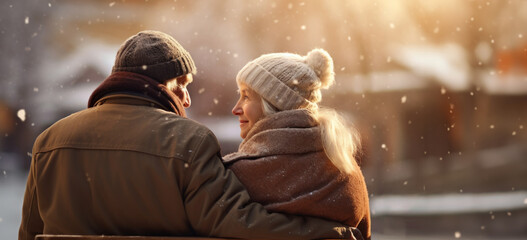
[224,109,371,239]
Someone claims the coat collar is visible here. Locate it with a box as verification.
[94,93,169,111]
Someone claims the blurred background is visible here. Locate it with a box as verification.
[1,0,526,239]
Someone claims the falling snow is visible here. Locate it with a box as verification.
[17,109,26,122]
[2,2,527,239]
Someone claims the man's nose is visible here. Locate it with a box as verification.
[183,88,191,108]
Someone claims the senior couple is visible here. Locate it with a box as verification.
[19,31,371,240]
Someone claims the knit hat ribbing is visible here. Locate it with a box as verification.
[112,30,196,83]
[237,49,335,111]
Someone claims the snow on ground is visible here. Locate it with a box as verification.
[0,170,26,240]
[371,191,527,216]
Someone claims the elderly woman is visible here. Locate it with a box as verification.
[223,49,371,239]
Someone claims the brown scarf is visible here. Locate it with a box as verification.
[223,109,322,162]
[88,72,186,117]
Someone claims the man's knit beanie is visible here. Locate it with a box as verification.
[236,49,335,111]
[112,30,196,82]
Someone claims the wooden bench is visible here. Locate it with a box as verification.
[35,235,231,240]
[35,235,343,240]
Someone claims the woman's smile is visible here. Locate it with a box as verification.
[232,82,265,139]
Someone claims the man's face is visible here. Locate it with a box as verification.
[171,74,192,108]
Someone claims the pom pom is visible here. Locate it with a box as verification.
[305,48,335,89]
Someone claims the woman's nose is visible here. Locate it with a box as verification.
[232,102,242,116]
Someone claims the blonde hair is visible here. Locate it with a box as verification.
[317,108,361,174]
[261,98,361,174]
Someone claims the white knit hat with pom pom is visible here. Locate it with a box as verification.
[236,48,335,111]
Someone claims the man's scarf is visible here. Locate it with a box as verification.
[88,72,186,117]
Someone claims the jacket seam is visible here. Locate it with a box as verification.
[35,145,188,162]
[22,184,37,236]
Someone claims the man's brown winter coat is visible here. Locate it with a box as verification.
[19,94,360,240]
[224,109,371,239]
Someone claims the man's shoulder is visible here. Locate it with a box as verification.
[155,111,216,138]
[34,108,90,146]
[144,111,221,161]
[34,106,219,159]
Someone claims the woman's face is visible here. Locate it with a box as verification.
[232,82,265,139]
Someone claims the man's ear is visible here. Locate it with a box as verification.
[182,91,191,108]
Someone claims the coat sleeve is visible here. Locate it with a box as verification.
[182,130,361,240]
[19,153,44,240]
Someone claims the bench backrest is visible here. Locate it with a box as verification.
[35,235,231,240]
